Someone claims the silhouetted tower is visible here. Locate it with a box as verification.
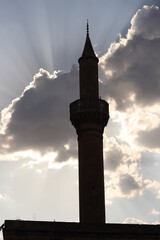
[70,23,109,224]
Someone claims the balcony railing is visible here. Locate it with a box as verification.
[70,98,109,117]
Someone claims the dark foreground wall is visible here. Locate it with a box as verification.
[2,220,160,240]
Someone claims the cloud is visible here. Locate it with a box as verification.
[128,5,160,40]
[104,138,160,202]
[0,66,78,160]
[123,217,147,224]
[1,5,159,159]
[137,126,160,149]
[101,3,160,204]
[55,141,77,163]
[119,174,141,195]
[104,137,144,201]
[100,5,160,110]
[105,172,142,202]
[100,5,160,157]
[104,148,123,171]
[151,209,160,216]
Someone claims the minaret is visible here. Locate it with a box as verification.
[70,24,109,224]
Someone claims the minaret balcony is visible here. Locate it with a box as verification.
[70,99,109,128]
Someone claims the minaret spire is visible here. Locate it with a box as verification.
[80,22,96,58]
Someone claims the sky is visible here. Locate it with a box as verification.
[1,0,160,237]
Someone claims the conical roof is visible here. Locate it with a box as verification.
[81,23,96,58]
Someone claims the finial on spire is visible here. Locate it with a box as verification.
[87,19,89,37]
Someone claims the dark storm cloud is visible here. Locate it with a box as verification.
[100,5,160,110]
[0,66,78,158]
[119,174,141,195]
[137,126,160,149]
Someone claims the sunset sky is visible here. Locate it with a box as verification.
[0,1,160,237]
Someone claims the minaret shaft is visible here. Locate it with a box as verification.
[78,123,105,223]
